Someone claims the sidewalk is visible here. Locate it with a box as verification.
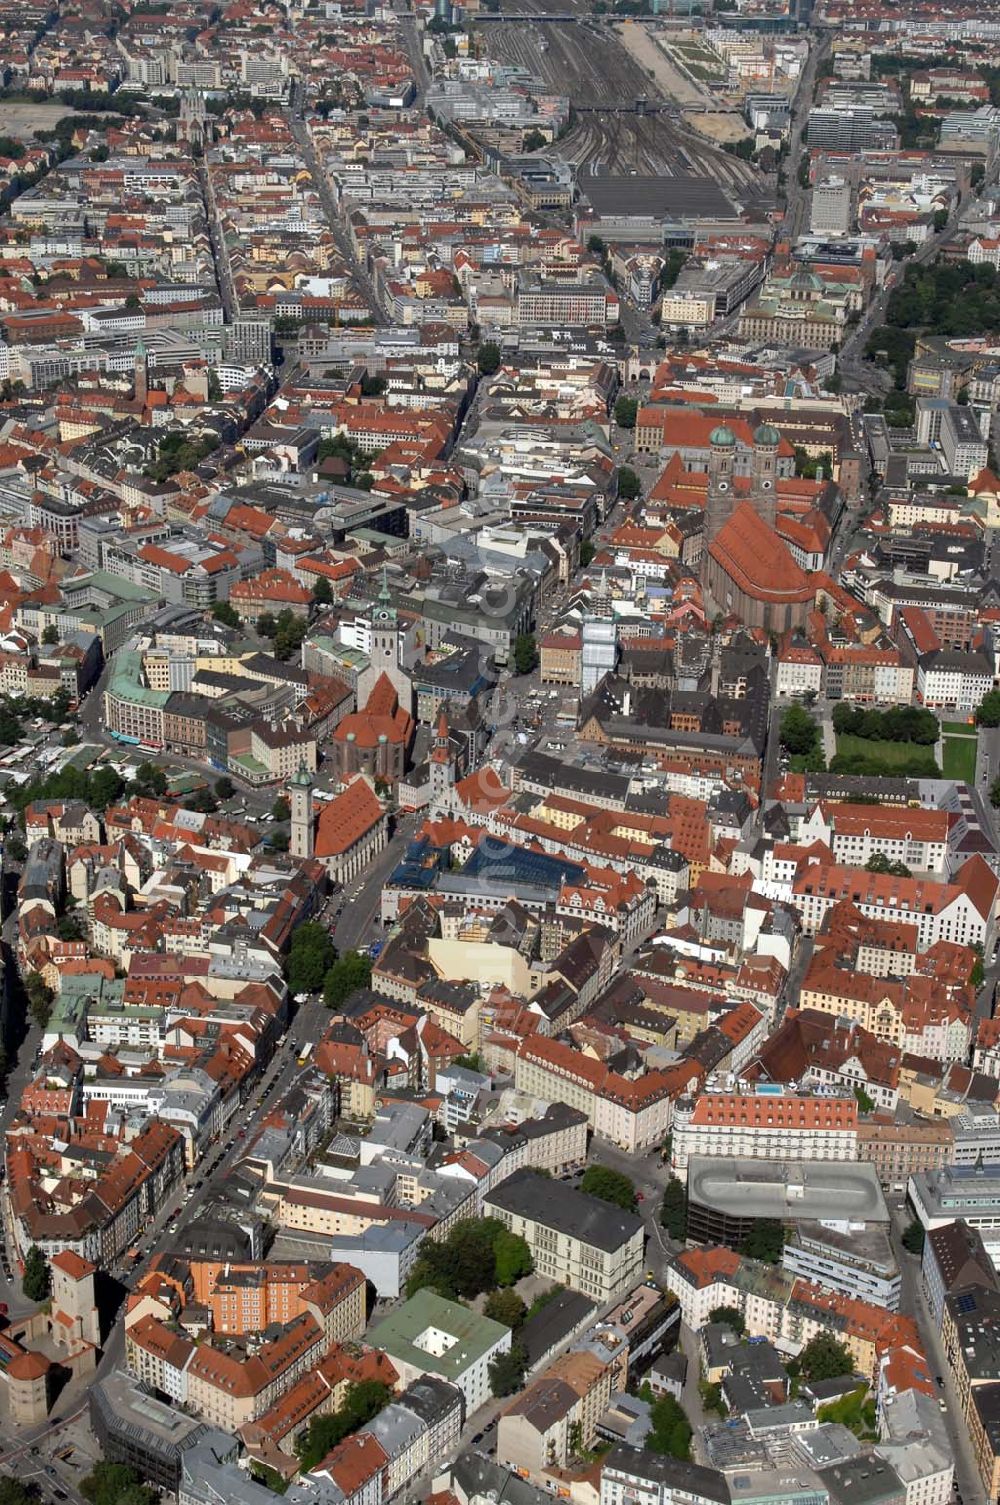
[821,714,837,766]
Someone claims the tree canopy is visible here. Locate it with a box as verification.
[614,395,638,429]
[902,1219,926,1255]
[5,763,124,819]
[779,705,821,757]
[865,852,911,877]
[145,429,219,483]
[295,1381,392,1471]
[285,922,337,994]
[739,1219,784,1264]
[258,607,309,661]
[866,259,1000,386]
[617,466,641,500]
[709,1306,746,1335]
[25,975,53,1031]
[405,1217,532,1300]
[644,1392,692,1460]
[485,1288,527,1329]
[832,703,938,745]
[494,1228,534,1285]
[212,601,240,627]
[323,951,373,1009]
[0,1480,40,1505]
[513,633,538,675]
[489,1342,528,1397]
[978,689,1000,727]
[580,1165,637,1212]
[797,1332,854,1382]
[477,342,502,376]
[80,1465,157,1505]
[660,1178,687,1240]
[134,761,168,797]
[22,1245,49,1302]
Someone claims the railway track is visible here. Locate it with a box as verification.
[474,10,769,194]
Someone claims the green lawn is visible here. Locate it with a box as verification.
[942,720,976,736]
[942,734,978,784]
[816,1385,878,1442]
[835,734,932,768]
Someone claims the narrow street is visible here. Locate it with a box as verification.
[398,15,431,106]
[780,32,830,243]
[892,1209,985,1505]
[330,810,422,954]
[286,111,387,323]
[198,159,238,323]
[585,1138,679,1285]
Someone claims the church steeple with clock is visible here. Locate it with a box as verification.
[358,567,413,715]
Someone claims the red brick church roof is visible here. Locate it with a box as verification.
[708,502,814,603]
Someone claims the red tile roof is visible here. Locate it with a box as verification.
[708,503,813,602]
[315,777,385,859]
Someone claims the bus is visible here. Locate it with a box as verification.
[297,1042,314,1067]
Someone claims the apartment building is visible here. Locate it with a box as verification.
[917,650,994,713]
[856,1118,954,1187]
[367,1289,510,1413]
[666,1246,921,1384]
[498,1347,618,1482]
[514,1036,700,1153]
[126,1310,328,1431]
[669,1092,859,1183]
[515,276,619,328]
[798,961,971,1062]
[601,1446,733,1505]
[9,1120,185,1266]
[782,1224,900,1311]
[910,1164,1000,1265]
[940,1284,1000,1505]
[780,855,998,951]
[776,644,824,698]
[359,1377,464,1501]
[798,802,950,874]
[483,1170,644,1302]
[922,1220,996,1326]
[188,1260,365,1342]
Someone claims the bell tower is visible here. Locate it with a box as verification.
[288,761,314,860]
[429,707,455,800]
[704,425,736,547]
[134,339,148,407]
[751,423,780,529]
[368,566,412,714]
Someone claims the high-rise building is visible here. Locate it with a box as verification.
[810,176,853,236]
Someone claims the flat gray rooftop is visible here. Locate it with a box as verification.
[582,173,739,220]
[687,1157,888,1223]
